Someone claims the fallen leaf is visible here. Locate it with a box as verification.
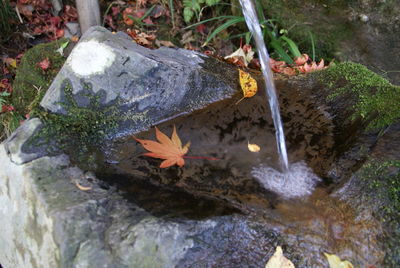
[225,46,254,67]
[265,246,295,268]
[123,8,136,25]
[181,31,195,45]
[111,6,121,16]
[196,24,207,35]
[38,58,50,70]
[298,59,326,73]
[324,253,354,268]
[155,40,175,48]
[137,0,148,7]
[134,126,190,168]
[269,58,287,73]
[282,67,296,76]
[75,181,92,191]
[62,5,78,21]
[294,53,309,66]
[4,58,17,68]
[248,141,261,152]
[71,35,79,42]
[236,69,258,104]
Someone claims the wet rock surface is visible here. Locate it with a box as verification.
[0,26,398,267]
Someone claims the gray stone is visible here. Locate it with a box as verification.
[0,144,213,268]
[40,26,238,136]
[4,118,45,164]
[64,22,81,39]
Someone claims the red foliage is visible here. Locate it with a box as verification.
[38,58,50,70]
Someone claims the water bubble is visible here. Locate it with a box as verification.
[251,161,320,198]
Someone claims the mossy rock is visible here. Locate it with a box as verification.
[12,39,68,115]
[315,62,400,130]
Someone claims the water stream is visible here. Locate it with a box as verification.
[238,0,289,172]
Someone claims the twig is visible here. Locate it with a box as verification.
[183,155,220,160]
[15,6,23,24]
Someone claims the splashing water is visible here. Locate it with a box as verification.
[238,0,289,172]
[251,162,320,198]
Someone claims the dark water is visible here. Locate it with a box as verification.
[94,85,335,216]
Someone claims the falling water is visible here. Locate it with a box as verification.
[238,0,289,172]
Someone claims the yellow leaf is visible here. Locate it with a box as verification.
[4,58,17,68]
[248,141,260,152]
[237,69,257,104]
[265,246,295,268]
[75,181,92,191]
[324,253,354,268]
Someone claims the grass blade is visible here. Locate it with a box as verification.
[169,0,175,28]
[280,36,301,58]
[308,30,316,61]
[183,15,240,30]
[202,16,245,46]
[270,40,294,64]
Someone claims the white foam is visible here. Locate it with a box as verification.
[251,161,320,198]
[67,40,115,76]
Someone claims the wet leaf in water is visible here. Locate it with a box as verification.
[248,141,260,152]
[237,69,257,104]
[324,253,354,268]
[134,126,190,168]
[265,246,295,268]
[75,181,92,191]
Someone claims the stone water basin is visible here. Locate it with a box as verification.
[88,85,381,267]
[1,26,389,267]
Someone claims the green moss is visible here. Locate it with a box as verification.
[360,160,400,266]
[12,39,68,115]
[31,80,118,150]
[30,79,148,168]
[316,62,400,130]
[0,39,68,141]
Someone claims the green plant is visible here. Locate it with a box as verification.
[183,0,221,23]
[185,13,302,64]
[0,91,10,111]
[0,0,14,38]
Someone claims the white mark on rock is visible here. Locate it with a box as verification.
[67,40,115,76]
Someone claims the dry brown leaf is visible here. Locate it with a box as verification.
[236,69,258,104]
[225,46,254,67]
[156,40,175,48]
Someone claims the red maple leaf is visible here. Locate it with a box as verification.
[134,126,218,168]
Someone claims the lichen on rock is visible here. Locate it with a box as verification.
[66,40,116,77]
